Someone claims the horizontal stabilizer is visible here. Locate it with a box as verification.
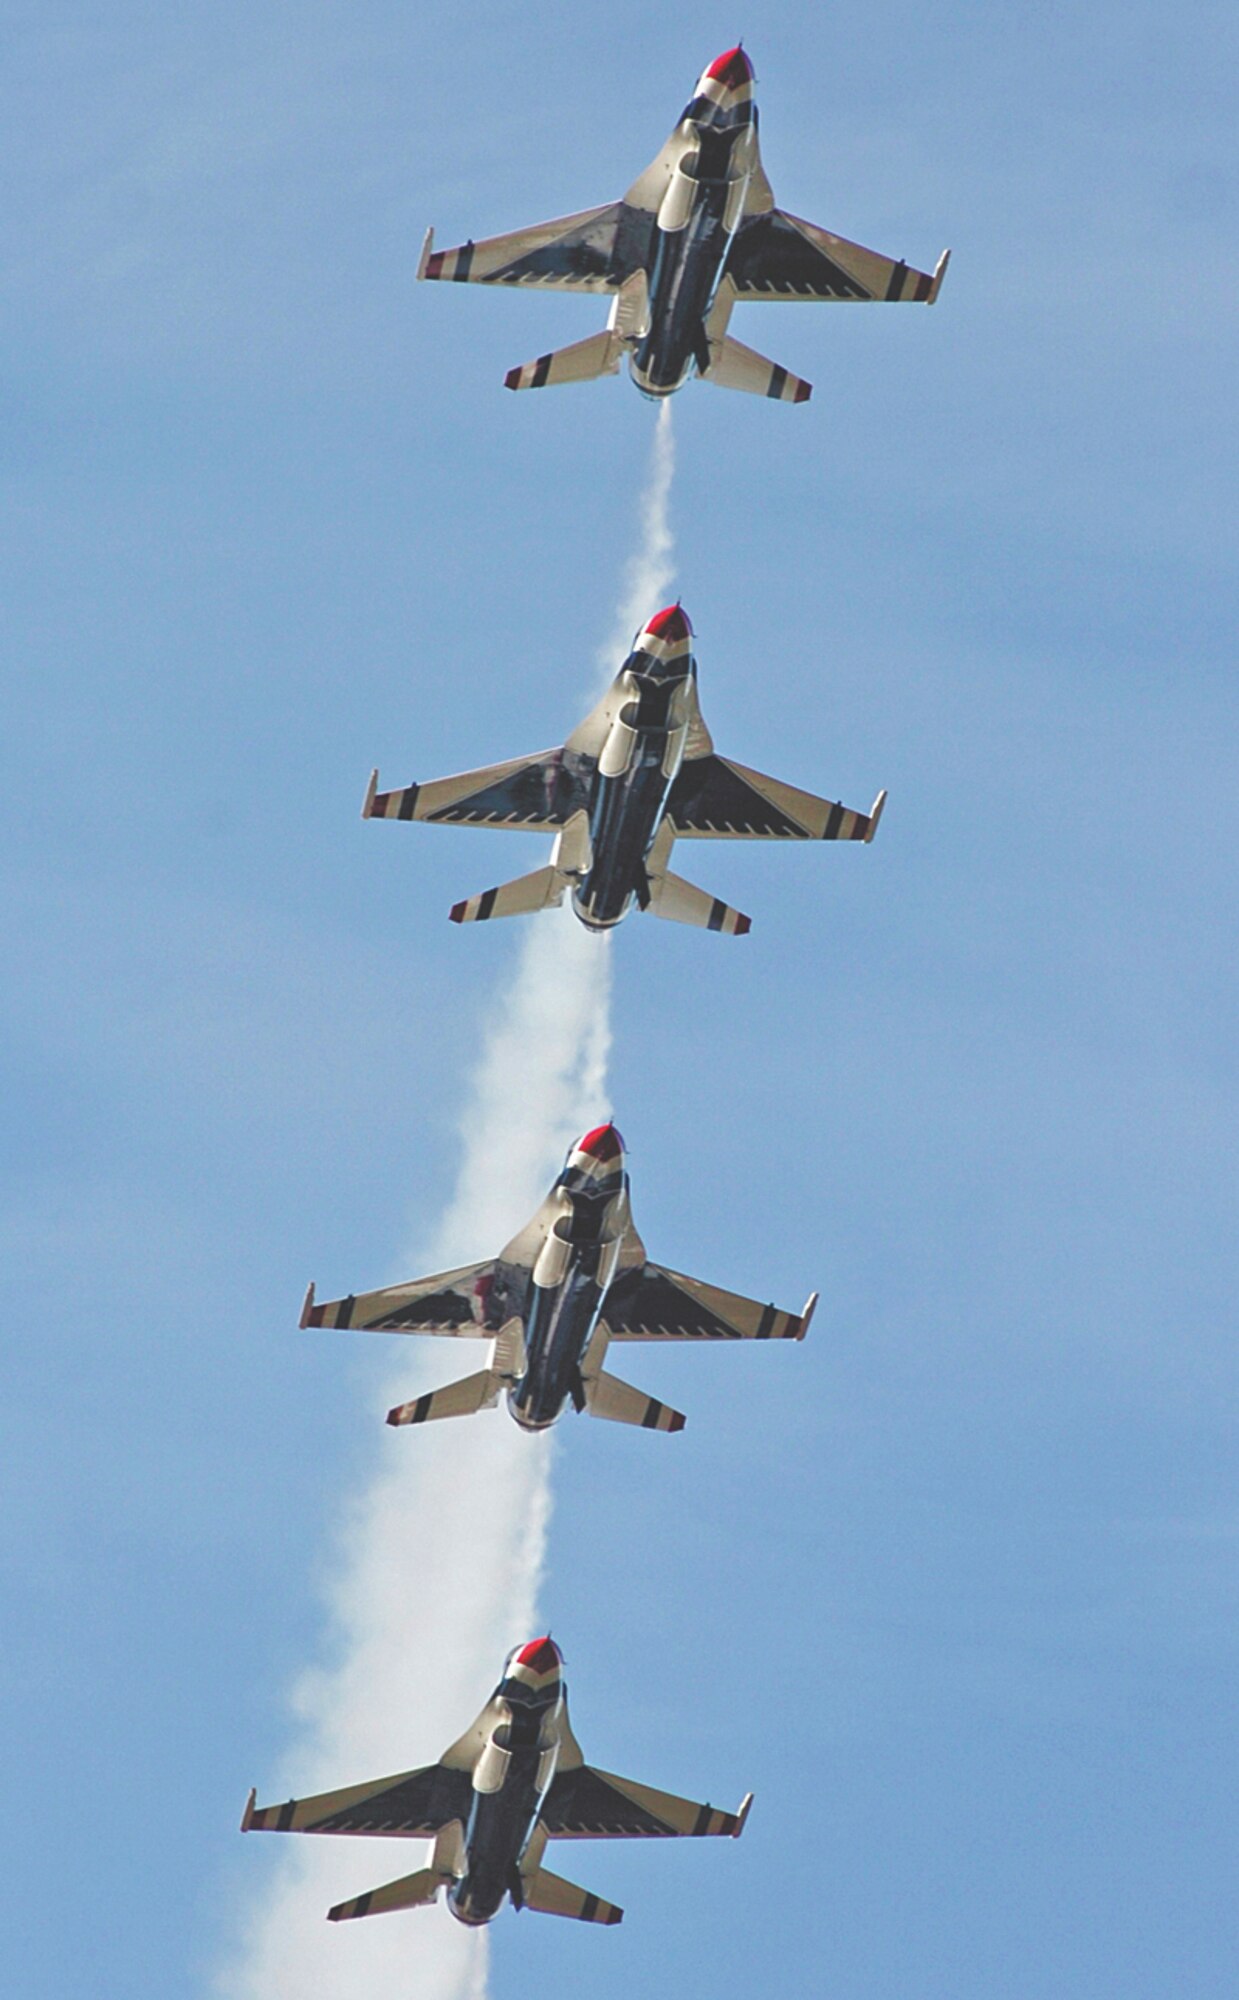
[522,1866,623,1925]
[387,1370,501,1427]
[506,330,621,391]
[704,334,811,403]
[450,866,565,924]
[328,1867,446,1923]
[647,870,750,936]
[584,1369,685,1433]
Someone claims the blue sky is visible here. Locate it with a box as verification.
[3,3,1237,1995]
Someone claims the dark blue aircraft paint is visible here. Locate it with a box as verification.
[571,641,695,931]
[503,1148,626,1431]
[629,64,757,397]
[448,1652,563,1927]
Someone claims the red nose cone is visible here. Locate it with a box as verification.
[706,46,753,87]
[577,1122,624,1162]
[515,1636,562,1674]
[645,604,693,643]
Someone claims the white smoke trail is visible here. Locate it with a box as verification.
[215,408,673,2000]
[597,401,676,686]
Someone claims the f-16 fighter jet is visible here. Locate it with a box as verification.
[363,603,885,936]
[418,45,948,402]
[243,1635,750,1929]
[301,1121,816,1434]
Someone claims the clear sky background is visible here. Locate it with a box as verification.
[3,3,1237,1996]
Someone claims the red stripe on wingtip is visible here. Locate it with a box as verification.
[426,252,445,279]
[794,381,811,403]
[736,914,752,935]
[449,902,466,923]
[669,1411,687,1432]
[503,368,521,391]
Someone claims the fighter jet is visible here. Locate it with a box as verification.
[243,1635,750,1929]
[363,604,884,936]
[418,45,948,402]
[301,1121,816,1434]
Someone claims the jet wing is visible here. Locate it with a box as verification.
[542,1765,751,1841]
[727,209,949,303]
[602,1264,812,1342]
[243,1763,473,1838]
[365,751,584,834]
[667,754,884,842]
[419,204,634,292]
[300,1261,497,1336]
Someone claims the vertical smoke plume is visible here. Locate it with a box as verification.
[216,407,673,2000]
[599,401,676,685]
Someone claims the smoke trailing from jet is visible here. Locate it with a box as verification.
[216,413,674,2000]
[598,400,676,687]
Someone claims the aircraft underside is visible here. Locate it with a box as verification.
[631,188,736,395]
[575,727,682,925]
[509,1264,606,1429]
[450,1765,544,1925]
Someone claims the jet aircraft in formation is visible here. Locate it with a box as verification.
[419,45,948,401]
[302,1121,816,1433]
[363,604,885,936]
[243,1636,750,1928]
[242,38,951,1966]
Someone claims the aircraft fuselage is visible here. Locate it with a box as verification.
[629,111,755,398]
[572,665,692,931]
[505,1185,624,1431]
[450,1716,555,1924]
[448,1649,564,1926]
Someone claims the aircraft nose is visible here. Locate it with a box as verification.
[514,1636,563,1675]
[644,604,693,644]
[705,45,754,89]
[576,1121,625,1163]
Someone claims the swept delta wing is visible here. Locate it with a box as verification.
[727,210,949,305]
[243,1638,750,1930]
[301,1260,497,1336]
[365,604,883,935]
[603,1266,817,1343]
[420,46,947,400]
[302,1123,813,1436]
[542,1766,752,1841]
[418,203,630,293]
